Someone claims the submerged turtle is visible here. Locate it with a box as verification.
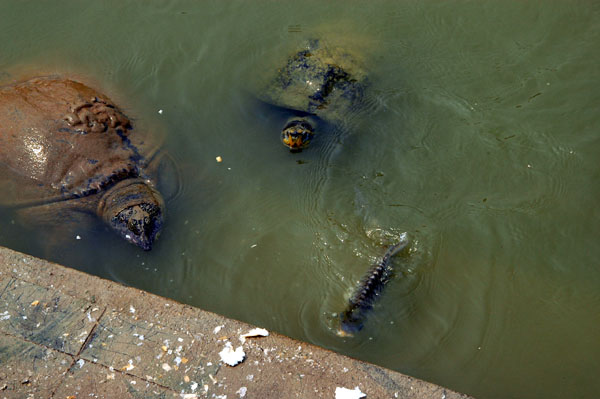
[0,76,172,250]
[258,39,368,151]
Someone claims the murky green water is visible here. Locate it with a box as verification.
[1,1,600,398]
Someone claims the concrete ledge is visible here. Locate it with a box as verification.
[0,246,472,399]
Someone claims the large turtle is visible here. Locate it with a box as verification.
[258,39,368,151]
[0,76,172,250]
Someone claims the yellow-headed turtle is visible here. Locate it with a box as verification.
[258,39,367,151]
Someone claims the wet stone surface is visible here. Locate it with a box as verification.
[53,360,174,399]
[0,277,101,355]
[0,332,72,397]
[80,311,219,395]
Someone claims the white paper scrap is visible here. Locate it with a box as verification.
[335,386,366,399]
[219,342,245,366]
[239,328,269,343]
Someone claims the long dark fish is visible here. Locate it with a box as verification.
[338,234,409,336]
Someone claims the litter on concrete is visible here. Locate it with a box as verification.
[219,342,245,366]
[239,327,269,343]
[335,386,366,399]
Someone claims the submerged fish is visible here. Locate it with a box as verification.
[338,234,409,336]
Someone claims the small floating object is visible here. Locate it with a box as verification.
[216,156,223,162]
[219,342,245,366]
[338,233,409,337]
[335,386,366,399]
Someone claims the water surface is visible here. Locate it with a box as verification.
[1,2,599,398]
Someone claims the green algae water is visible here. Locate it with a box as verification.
[1,1,599,398]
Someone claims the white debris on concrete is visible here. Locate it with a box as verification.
[219,342,245,366]
[239,328,269,343]
[123,359,135,371]
[237,386,247,397]
[86,311,95,323]
[335,386,366,399]
[213,325,224,334]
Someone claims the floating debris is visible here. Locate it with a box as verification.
[219,342,245,366]
[335,386,366,399]
[216,156,223,163]
[239,327,269,343]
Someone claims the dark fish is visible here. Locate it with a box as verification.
[338,234,409,336]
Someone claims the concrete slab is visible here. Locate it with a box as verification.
[0,246,473,399]
[53,360,174,399]
[0,278,100,354]
[79,310,220,393]
[0,332,71,398]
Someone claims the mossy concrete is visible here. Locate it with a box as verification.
[0,246,472,399]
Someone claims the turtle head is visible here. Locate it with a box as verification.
[281,118,314,152]
[99,179,165,251]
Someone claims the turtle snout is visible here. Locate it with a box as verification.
[113,203,163,251]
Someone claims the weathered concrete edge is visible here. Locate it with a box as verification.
[0,245,473,399]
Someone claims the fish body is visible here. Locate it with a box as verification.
[338,235,409,336]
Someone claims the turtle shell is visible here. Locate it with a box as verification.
[258,39,367,123]
[0,77,162,210]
